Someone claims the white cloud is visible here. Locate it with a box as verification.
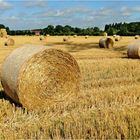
[121,6,132,16]
[121,6,140,16]
[33,6,92,18]
[0,0,12,10]
[40,10,66,17]
[5,16,20,21]
[3,4,140,30]
[134,7,140,12]
[95,8,114,16]
[34,6,116,20]
[24,0,47,8]
[22,6,132,29]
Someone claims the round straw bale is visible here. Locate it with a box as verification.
[1,29,6,32]
[135,35,139,39]
[99,37,114,48]
[46,34,50,37]
[113,34,116,38]
[40,36,44,40]
[1,45,81,111]
[127,41,140,58]
[114,35,121,41]
[4,38,15,46]
[68,36,71,39]
[103,32,107,36]
[63,37,68,42]
[73,35,77,38]
[0,28,7,38]
[5,35,9,39]
[85,35,89,39]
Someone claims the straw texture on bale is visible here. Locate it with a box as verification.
[99,37,114,48]
[5,38,15,46]
[1,45,81,111]
[127,41,140,58]
[135,35,139,39]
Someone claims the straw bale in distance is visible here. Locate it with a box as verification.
[1,45,81,111]
[127,40,140,58]
[103,32,107,36]
[135,35,139,39]
[0,28,7,38]
[5,38,15,46]
[5,35,9,39]
[114,35,121,41]
[68,36,71,39]
[73,35,77,38]
[40,36,44,40]
[85,35,89,39]
[63,37,68,42]
[113,35,116,38]
[99,37,114,48]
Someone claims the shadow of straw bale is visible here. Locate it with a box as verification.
[113,45,128,58]
[113,45,127,52]
[48,42,99,52]
[0,90,23,107]
[67,43,99,52]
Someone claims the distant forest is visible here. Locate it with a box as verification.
[1,22,140,36]
[104,22,140,36]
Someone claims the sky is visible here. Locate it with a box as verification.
[1,0,140,30]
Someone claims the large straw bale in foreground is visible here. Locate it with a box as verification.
[5,38,15,46]
[99,37,114,48]
[127,41,140,58]
[1,45,81,111]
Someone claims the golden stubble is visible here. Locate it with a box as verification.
[0,36,139,139]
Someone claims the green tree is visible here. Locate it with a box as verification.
[63,25,71,35]
[55,25,64,35]
[118,26,128,36]
[107,27,115,35]
[43,25,55,35]
[93,27,100,32]
[0,24,5,29]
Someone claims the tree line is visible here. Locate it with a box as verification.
[42,25,102,35]
[105,22,140,36]
[9,25,102,36]
[1,22,140,36]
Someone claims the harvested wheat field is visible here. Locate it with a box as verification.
[0,36,139,139]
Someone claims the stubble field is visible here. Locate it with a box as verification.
[0,36,139,139]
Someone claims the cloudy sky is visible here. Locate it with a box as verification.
[1,0,140,30]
